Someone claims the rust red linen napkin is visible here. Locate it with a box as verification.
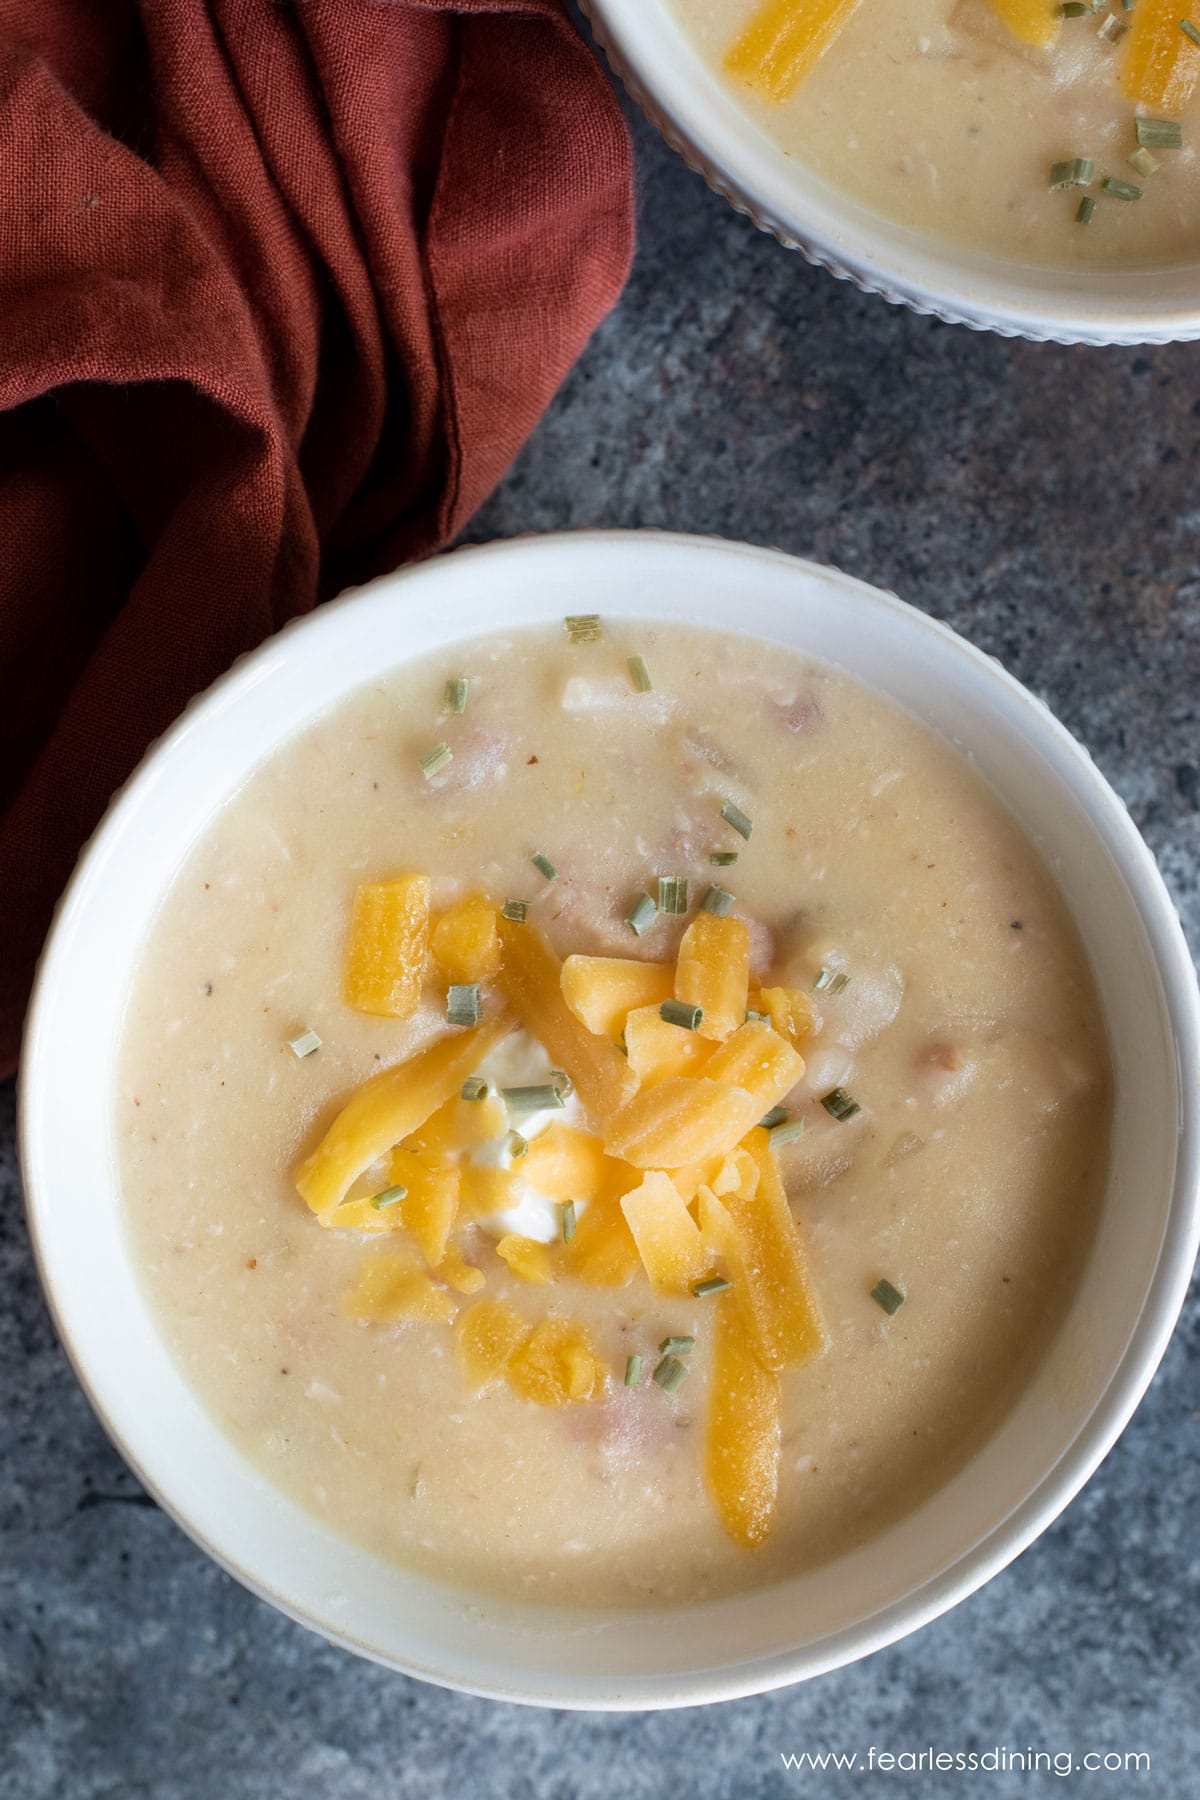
[0,0,633,1076]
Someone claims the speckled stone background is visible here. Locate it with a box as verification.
[3,41,1199,1800]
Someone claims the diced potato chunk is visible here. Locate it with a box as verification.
[495,1233,554,1285]
[1122,0,1200,113]
[620,1170,711,1294]
[508,1317,608,1405]
[456,1298,528,1386]
[561,1188,643,1287]
[343,1250,456,1324]
[294,1015,511,1215]
[984,0,1058,49]
[430,892,500,985]
[343,875,431,1018]
[624,1003,715,1086]
[438,1245,486,1294]
[675,914,750,1041]
[725,0,864,104]
[604,1076,761,1169]
[705,1293,781,1547]
[561,954,674,1038]
[755,985,818,1048]
[497,917,638,1116]
[703,1020,804,1115]
[719,1130,826,1371]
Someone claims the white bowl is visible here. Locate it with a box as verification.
[582,0,1200,345]
[19,532,1200,1709]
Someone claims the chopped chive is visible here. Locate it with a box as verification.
[550,1068,573,1100]
[1136,117,1182,148]
[1181,18,1200,46]
[419,741,453,780]
[1057,1,1088,13]
[370,1184,407,1210]
[1100,176,1143,200]
[531,851,558,882]
[560,1201,577,1243]
[871,1278,906,1316]
[447,983,481,1027]
[657,874,689,915]
[1048,156,1094,190]
[660,999,704,1032]
[1122,0,1135,7]
[565,612,601,644]
[759,1104,789,1130]
[720,798,754,840]
[813,967,850,995]
[507,1130,528,1160]
[692,1275,732,1297]
[1129,146,1160,177]
[287,1027,322,1058]
[502,898,528,923]
[700,884,735,917]
[659,1334,695,1355]
[626,891,658,935]
[443,676,468,714]
[710,850,739,866]
[624,1353,645,1387]
[502,1082,566,1113]
[768,1115,807,1149]
[461,1076,488,1102]
[652,1353,690,1392]
[627,654,653,693]
[745,1008,769,1023]
[1097,12,1129,37]
[1076,196,1096,224]
[821,1086,862,1122]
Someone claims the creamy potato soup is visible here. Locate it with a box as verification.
[117,620,1110,1608]
[672,0,1200,265]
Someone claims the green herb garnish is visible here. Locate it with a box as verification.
[1101,176,1143,199]
[1056,1,1088,13]
[627,655,653,693]
[821,1086,862,1122]
[565,613,602,644]
[1128,146,1160,177]
[370,1184,407,1210]
[624,1353,645,1387]
[501,898,528,923]
[652,1353,690,1392]
[287,1027,322,1058]
[560,1201,577,1243]
[710,850,739,866]
[1076,196,1096,224]
[443,676,468,715]
[461,1076,488,1102]
[813,967,850,995]
[659,1335,695,1355]
[446,984,481,1028]
[692,1275,732,1297]
[1182,18,1200,46]
[768,1115,807,1148]
[1048,156,1094,189]
[660,999,704,1032]
[626,891,658,935]
[1097,12,1129,38]
[507,1130,528,1160]
[871,1278,906,1316]
[551,1069,573,1100]
[720,798,754,840]
[419,741,453,780]
[531,851,558,882]
[657,874,689,915]
[700,884,736,917]
[1136,118,1182,147]
[502,1082,566,1113]
[759,1105,789,1130]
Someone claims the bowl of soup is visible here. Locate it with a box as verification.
[19,532,1200,1707]
[582,0,1200,343]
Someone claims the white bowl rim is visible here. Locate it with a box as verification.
[581,0,1200,347]
[17,529,1200,1709]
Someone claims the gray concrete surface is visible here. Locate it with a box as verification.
[2,71,1198,1800]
